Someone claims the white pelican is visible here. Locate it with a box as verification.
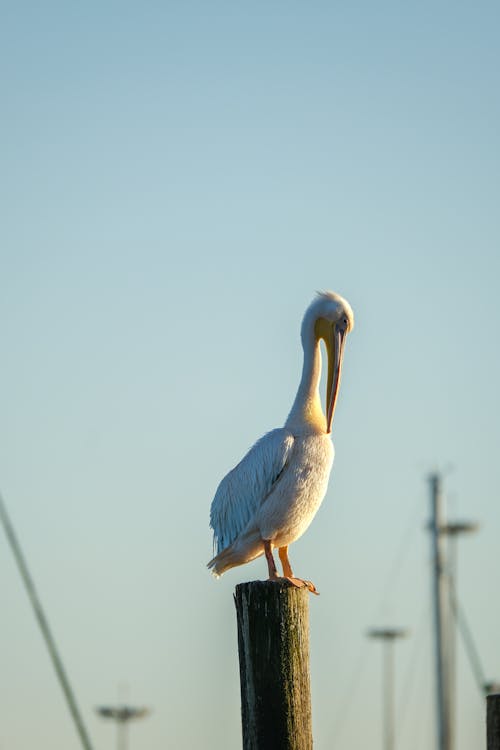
[208,291,354,593]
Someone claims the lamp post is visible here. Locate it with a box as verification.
[429,472,450,750]
[443,519,478,749]
[368,627,408,750]
[95,705,149,750]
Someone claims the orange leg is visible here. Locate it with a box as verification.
[263,539,280,580]
[278,546,294,578]
[278,546,319,595]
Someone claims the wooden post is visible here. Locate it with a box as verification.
[487,694,500,750]
[234,581,312,750]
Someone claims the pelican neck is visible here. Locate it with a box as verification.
[285,331,327,434]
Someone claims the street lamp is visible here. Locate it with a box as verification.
[368,627,409,750]
[96,704,150,750]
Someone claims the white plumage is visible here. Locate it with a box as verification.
[208,291,354,592]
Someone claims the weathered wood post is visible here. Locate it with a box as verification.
[487,694,500,750]
[234,580,312,750]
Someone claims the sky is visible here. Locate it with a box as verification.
[1,1,499,748]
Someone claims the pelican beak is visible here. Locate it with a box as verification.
[325,323,347,434]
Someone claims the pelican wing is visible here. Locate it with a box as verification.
[210,428,295,554]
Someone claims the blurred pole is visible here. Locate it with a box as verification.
[429,473,450,750]
[0,492,94,750]
[368,628,408,750]
[444,520,478,748]
[96,705,150,750]
[117,718,127,750]
[384,637,394,750]
[487,694,500,750]
[447,531,458,749]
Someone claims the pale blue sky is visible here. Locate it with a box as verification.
[1,2,499,749]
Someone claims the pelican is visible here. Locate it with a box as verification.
[208,291,354,593]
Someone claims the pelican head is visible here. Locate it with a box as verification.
[302,291,354,433]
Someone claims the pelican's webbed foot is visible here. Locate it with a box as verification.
[263,543,320,594]
[283,576,319,595]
